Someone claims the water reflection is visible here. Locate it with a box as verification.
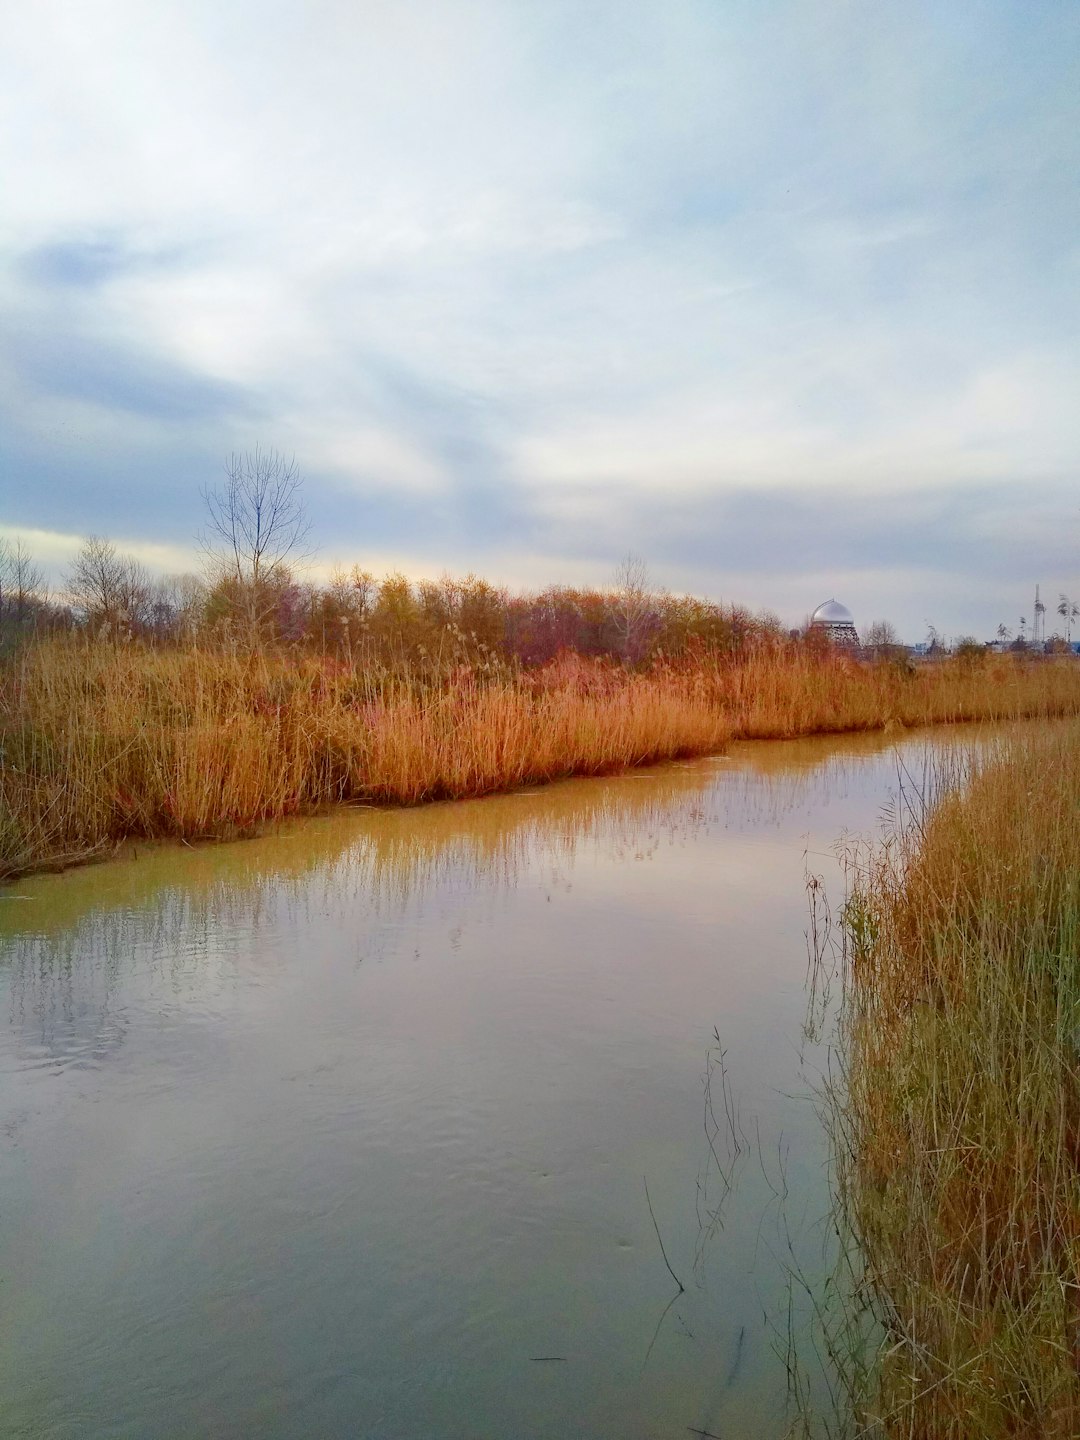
[0,724,1012,1440]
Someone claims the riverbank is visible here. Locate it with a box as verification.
[3,639,1080,880]
[828,721,1080,1436]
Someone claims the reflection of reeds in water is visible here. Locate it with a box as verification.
[802,722,1080,1437]
[2,759,720,931]
[1,759,731,1063]
[1,724,1016,1077]
[720,723,1024,844]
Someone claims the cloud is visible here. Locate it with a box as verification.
[1,0,1077,639]
[12,327,251,423]
[18,237,190,290]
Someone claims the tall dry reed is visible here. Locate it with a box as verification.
[3,639,1080,880]
[725,647,1080,738]
[0,641,729,878]
[818,723,1080,1437]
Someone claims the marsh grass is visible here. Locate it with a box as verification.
[806,723,1080,1437]
[0,642,730,877]
[728,647,1080,739]
[2,638,1080,880]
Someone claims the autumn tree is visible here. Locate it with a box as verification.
[953,635,985,665]
[457,575,506,655]
[368,573,422,664]
[311,567,375,660]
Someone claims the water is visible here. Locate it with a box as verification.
[0,728,984,1439]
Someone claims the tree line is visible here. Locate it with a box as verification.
[4,532,792,668]
[3,447,806,665]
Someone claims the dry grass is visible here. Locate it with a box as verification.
[726,647,1080,739]
[0,641,729,878]
[820,722,1080,1437]
[3,639,1080,880]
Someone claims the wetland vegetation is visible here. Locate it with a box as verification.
[3,630,1080,881]
[5,523,1080,882]
[809,720,1080,1437]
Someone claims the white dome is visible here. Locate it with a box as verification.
[811,598,855,626]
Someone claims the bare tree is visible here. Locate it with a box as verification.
[144,573,208,643]
[170,573,209,642]
[14,539,45,613]
[67,536,151,634]
[608,552,656,662]
[863,618,899,656]
[0,538,14,636]
[0,538,46,630]
[200,446,311,646]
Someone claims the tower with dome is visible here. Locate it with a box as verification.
[809,598,859,648]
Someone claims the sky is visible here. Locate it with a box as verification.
[2,0,1078,641]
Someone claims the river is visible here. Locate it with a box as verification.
[0,726,986,1439]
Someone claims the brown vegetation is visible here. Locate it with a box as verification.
[3,633,1080,880]
[817,723,1080,1437]
[728,645,1080,739]
[0,642,730,877]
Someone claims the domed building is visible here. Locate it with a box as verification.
[810,598,859,648]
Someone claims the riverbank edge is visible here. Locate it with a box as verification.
[819,720,1080,1436]
[4,644,1080,883]
[3,707,1078,888]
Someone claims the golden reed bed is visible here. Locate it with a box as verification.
[2,639,1080,879]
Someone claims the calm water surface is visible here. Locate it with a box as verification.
[0,728,987,1439]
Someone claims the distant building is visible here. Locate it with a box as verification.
[809,598,859,647]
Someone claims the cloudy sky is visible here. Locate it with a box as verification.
[2,0,1078,639]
